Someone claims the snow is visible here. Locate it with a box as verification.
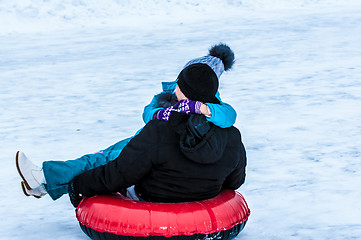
[1,0,361,239]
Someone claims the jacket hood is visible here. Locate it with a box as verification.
[169,112,228,164]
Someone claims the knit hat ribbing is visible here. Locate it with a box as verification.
[177,63,220,104]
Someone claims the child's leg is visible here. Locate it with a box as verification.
[43,137,132,200]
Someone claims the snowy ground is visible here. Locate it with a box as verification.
[1,0,361,239]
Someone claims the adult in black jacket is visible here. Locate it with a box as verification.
[70,111,246,203]
[69,51,247,205]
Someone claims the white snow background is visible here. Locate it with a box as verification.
[1,0,361,239]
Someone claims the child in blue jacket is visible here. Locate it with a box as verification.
[16,43,237,201]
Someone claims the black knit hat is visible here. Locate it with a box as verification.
[177,63,220,104]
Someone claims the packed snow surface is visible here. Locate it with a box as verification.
[1,0,361,239]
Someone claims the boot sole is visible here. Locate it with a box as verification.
[16,151,32,191]
[21,181,31,197]
[21,181,41,199]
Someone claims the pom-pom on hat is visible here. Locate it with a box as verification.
[183,43,235,79]
[177,43,235,104]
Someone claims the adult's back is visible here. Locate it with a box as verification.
[135,113,247,202]
[71,112,246,203]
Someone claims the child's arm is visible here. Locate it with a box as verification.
[142,97,162,124]
[143,80,237,128]
[143,81,177,124]
[142,91,178,124]
[201,90,237,128]
[143,92,237,128]
[205,101,237,128]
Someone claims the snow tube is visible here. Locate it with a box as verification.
[76,190,250,240]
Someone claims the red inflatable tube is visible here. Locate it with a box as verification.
[76,190,250,240]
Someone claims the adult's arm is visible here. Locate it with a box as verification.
[71,121,159,197]
[222,141,247,190]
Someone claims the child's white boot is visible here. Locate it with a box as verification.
[16,151,47,198]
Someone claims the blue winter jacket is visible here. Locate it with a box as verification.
[142,80,237,128]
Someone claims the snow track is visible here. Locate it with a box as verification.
[1,1,361,239]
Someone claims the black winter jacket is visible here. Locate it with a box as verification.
[72,112,247,203]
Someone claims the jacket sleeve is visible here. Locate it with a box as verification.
[144,96,237,128]
[142,81,177,124]
[142,95,163,124]
[205,101,237,128]
[143,81,237,127]
[72,121,159,197]
[222,142,247,190]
